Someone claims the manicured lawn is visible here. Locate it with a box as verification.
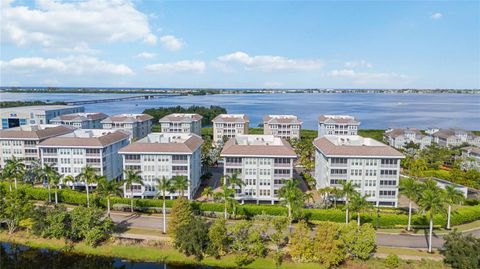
[376,246,442,258]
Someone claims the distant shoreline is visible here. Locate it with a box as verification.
[1,88,479,95]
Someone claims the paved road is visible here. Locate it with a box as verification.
[109,212,480,249]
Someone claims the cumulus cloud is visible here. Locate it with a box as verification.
[135,52,157,59]
[328,69,408,85]
[159,35,184,51]
[218,51,325,72]
[145,60,205,73]
[0,56,134,76]
[344,60,372,68]
[1,0,157,49]
[431,13,443,19]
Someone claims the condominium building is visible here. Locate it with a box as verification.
[461,146,480,170]
[384,128,432,149]
[263,115,302,140]
[38,129,130,180]
[221,135,297,204]
[431,129,480,147]
[50,112,108,129]
[318,115,360,137]
[313,135,404,207]
[0,124,75,169]
[212,114,249,146]
[0,105,84,129]
[118,133,204,199]
[101,114,153,140]
[159,113,203,136]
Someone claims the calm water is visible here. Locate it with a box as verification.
[2,92,479,130]
[0,242,216,269]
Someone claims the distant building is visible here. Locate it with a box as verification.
[159,113,202,136]
[429,177,468,198]
[461,146,480,170]
[313,135,404,207]
[50,112,108,129]
[221,135,297,204]
[118,133,203,199]
[101,114,153,140]
[0,124,75,169]
[212,114,249,146]
[38,129,130,181]
[0,105,84,129]
[431,129,480,147]
[384,128,432,149]
[263,115,302,140]
[318,115,360,137]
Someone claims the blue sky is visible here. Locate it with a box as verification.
[1,0,479,88]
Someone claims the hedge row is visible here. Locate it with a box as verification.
[6,183,480,228]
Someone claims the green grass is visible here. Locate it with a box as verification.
[376,246,442,257]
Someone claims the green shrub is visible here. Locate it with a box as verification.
[384,253,400,268]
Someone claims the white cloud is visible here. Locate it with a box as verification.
[344,60,372,68]
[1,0,157,49]
[135,52,157,59]
[1,56,134,76]
[145,60,205,73]
[218,51,325,72]
[159,35,184,51]
[431,13,443,20]
[328,69,408,85]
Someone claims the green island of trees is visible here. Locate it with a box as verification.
[143,105,227,127]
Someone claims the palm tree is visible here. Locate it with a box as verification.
[317,187,332,208]
[400,178,420,231]
[422,178,438,192]
[350,193,372,226]
[155,177,172,234]
[122,169,143,213]
[96,176,121,217]
[214,184,235,219]
[304,191,315,206]
[330,186,341,208]
[409,158,428,179]
[417,187,446,253]
[225,173,244,189]
[201,186,214,202]
[171,175,188,198]
[78,166,98,207]
[40,164,58,203]
[444,185,464,230]
[340,180,357,224]
[278,179,304,221]
[4,156,25,190]
[50,170,62,205]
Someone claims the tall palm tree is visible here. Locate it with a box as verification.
[422,178,438,192]
[317,187,332,208]
[444,185,464,230]
[330,186,341,208]
[171,175,188,198]
[214,184,235,219]
[201,186,214,202]
[400,178,420,231]
[123,169,143,212]
[155,177,172,234]
[40,164,58,203]
[350,193,372,226]
[278,179,304,221]
[50,170,62,205]
[78,166,99,207]
[417,187,446,253]
[4,156,25,190]
[340,180,357,224]
[225,173,244,189]
[96,176,121,217]
[409,158,428,179]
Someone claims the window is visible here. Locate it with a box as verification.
[381,159,398,165]
[331,158,347,164]
[330,169,347,175]
[380,180,397,186]
[380,170,397,176]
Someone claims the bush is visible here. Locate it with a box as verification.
[384,254,400,268]
[442,230,480,269]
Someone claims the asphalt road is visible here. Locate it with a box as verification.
[110,211,480,249]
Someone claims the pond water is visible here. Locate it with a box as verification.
[0,242,219,269]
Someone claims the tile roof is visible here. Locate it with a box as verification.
[313,136,404,157]
[159,113,203,123]
[39,130,130,147]
[263,115,303,124]
[212,114,249,123]
[52,112,108,122]
[318,115,360,124]
[432,129,475,139]
[461,146,480,155]
[102,114,153,123]
[0,125,76,140]
[119,134,203,153]
[385,128,425,138]
[221,135,296,157]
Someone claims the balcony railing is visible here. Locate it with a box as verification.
[225,162,242,167]
[274,174,290,178]
[172,159,188,164]
[380,164,398,168]
[330,163,348,167]
[124,159,141,163]
[274,163,290,167]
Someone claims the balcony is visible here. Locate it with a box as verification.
[330,173,348,178]
[380,164,398,168]
[86,153,100,157]
[330,163,348,167]
[379,184,397,189]
[124,159,141,163]
[225,162,242,167]
[172,159,188,164]
[274,174,290,178]
[172,170,188,175]
[274,162,290,167]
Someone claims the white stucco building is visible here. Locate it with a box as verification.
[118,133,204,199]
[0,105,84,129]
[212,114,249,146]
[50,112,108,129]
[431,129,480,147]
[313,135,404,207]
[159,113,203,136]
[263,115,302,140]
[318,115,360,137]
[101,114,153,140]
[221,134,297,204]
[384,128,432,149]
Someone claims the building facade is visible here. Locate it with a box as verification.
[0,105,84,129]
[159,113,202,136]
[212,114,249,146]
[431,129,480,147]
[221,135,297,204]
[318,115,360,137]
[461,146,480,170]
[263,115,302,140]
[101,114,153,140]
[313,135,404,207]
[38,129,130,181]
[118,133,203,199]
[50,112,108,129]
[0,124,75,169]
[384,128,432,149]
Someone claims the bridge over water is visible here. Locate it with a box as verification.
[65,94,181,105]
